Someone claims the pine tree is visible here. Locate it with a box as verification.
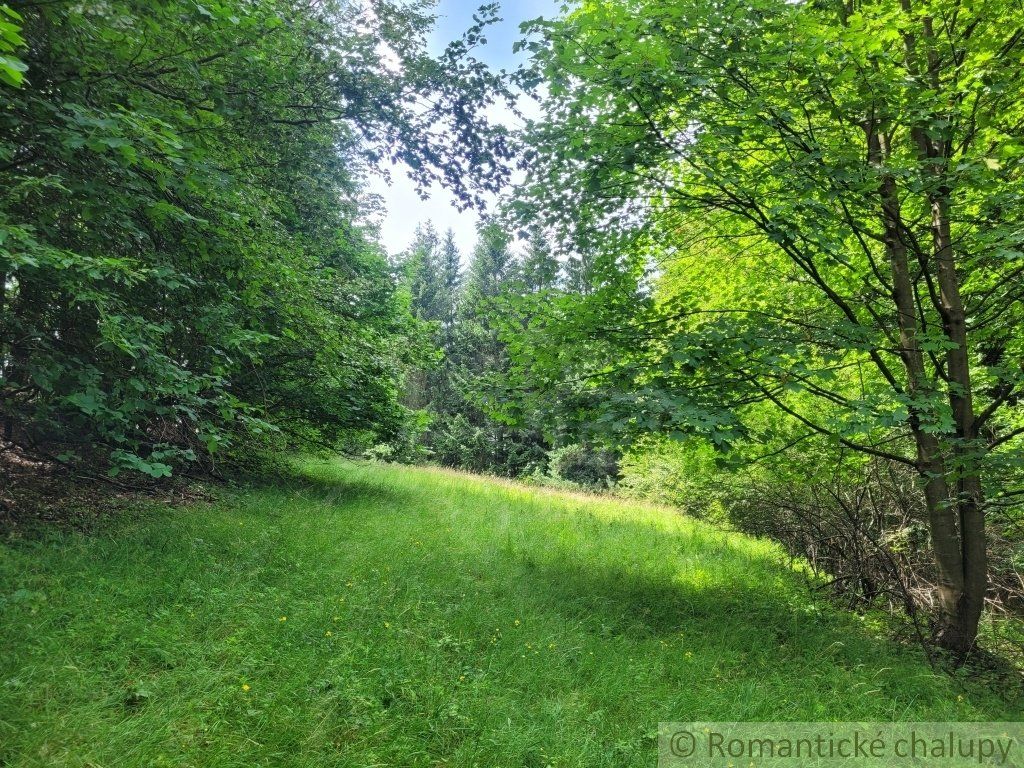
[462,222,516,305]
[428,230,464,418]
[406,221,552,475]
[457,222,515,378]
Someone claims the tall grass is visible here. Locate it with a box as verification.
[0,460,1017,767]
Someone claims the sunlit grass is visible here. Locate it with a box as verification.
[0,459,1016,767]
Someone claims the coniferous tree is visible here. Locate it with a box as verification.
[563,250,598,295]
[441,223,550,473]
[458,222,516,375]
[436,229,462,355]
[518,227,561,295]
[399,222,563,476]
[406,223,442,323]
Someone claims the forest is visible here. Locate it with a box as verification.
[2,0,1024,762]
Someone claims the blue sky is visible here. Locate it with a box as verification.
[430,0,560,70]
[368,0,563,258]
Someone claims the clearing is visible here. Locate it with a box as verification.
[0,460,1018,766]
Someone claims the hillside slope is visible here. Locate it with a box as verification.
[0,461,1018,766]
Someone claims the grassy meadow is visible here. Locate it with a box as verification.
[1,460,1018,767]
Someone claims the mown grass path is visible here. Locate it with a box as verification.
[1,461,1019,766]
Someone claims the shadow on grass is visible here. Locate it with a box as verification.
[291,462,846,649]
[458,502,955,677]
[489,509,1024,709]
[522,558,801,639]
[234,458,414,510]
[491,532,1004,712]
[216,462,908,677]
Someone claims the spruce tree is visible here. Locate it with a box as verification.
[406,222,441,322]
[437,229,462,353]
[518,227,560,294]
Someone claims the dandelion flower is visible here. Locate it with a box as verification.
[242,684,250,691]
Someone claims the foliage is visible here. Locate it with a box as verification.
[395,220,554,477]
[392,213,649,484]
[513,0,1024,651]
[619,437,726,517]
[547,442,619,488]
[0,3,25,87]
[0,0,510,478]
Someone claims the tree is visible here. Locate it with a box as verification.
[447,222,516,469]
[0,0,512,478]
[437,229,463,353]
[456,221,518,405]
[407,223,443,323]
[400,222,458,414]
[562,251,599,296]
[517,226,560,294]
[518,0,1024,652]
[462,222,517,306]
[401,220,547,475]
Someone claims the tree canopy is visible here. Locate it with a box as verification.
[5,0,1024,656]
[1,0,509,477]
[506,0,1024,651]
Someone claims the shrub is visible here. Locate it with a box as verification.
[548,443,619,488]
[618,437,727,517]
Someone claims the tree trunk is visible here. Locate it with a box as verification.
[893,0,988,655]
[929,193,986,653]
[867,124,980,652]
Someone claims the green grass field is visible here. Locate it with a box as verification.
[1,460,1019,766]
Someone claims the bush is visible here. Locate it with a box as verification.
[619,437,727,517]
[548,443,619,488]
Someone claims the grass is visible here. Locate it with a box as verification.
[0,459,1019,767]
